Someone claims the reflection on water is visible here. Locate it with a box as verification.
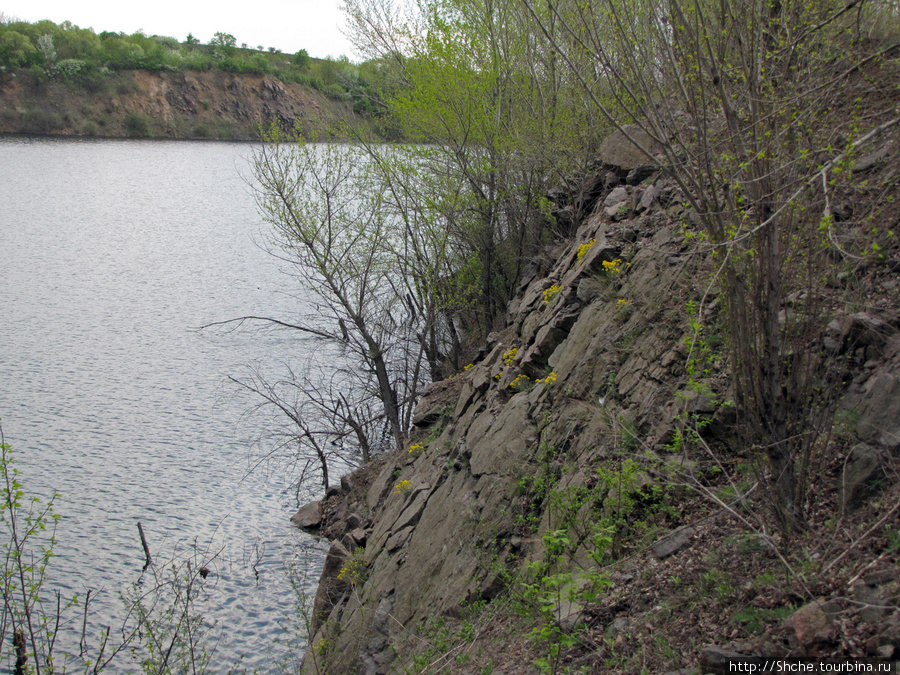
[0,136,331,671]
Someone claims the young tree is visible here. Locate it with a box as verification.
[520,0,900,531]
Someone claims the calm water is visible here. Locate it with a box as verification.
[0,136,334,672]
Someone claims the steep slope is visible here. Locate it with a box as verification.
[296,124,900,674]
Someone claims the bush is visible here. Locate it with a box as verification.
[56,57,86,80]
[124,111,150,136]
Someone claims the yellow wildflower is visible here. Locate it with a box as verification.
[393,480,412,496]
[577,238,596,262]
[543,285,562,304]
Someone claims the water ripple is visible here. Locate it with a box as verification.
[0,137,331,672]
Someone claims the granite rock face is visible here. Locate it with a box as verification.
[297,128,899,674]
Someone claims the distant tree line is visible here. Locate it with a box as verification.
[0,17,398,121]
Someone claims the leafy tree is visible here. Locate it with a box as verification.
[210,31,236,49]
[0,30,37,68]
[53,23,100,61]
[344,0,597,334]
[293,48,310,68]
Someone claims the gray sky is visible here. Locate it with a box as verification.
[1,0,356,60]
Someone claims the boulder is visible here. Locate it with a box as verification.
[311,540,351,632]
[291,500,323,529]
[784,600,837,654]
[603,186,629,208]
[598,124,662,174]
[840,443,891,511]
[856,372,900,448]
[698,645,749,674]
[854,570,900,623]
[651,526,694,559]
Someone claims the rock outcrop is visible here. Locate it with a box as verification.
[294,126,900,674]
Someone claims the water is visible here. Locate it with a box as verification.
[0,136,334,672]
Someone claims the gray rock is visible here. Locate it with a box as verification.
[598,125,662,172]
[606,203,630,221]
[856,372,900,448]
[386,526,414,552]
[310,540,350,632]
[853,570,900,623]
[698,645,749,674]
[603,186,629,208]
[626,165,657,185]
[290,500,323,529]
[340,474,355,493]
[605,616,628,640]
[576,277,605,304]
[555,597,586,632]
[638,183,661,212]
[348,527,368,547]
[651,526,694,559]
[840,443,891,511]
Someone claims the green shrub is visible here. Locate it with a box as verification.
[124,111,150,136]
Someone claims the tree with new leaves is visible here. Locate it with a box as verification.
[519,0,900,531]
[343,0,599,334]
[244,131,460,463]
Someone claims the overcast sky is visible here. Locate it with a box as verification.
[1,0,356,60]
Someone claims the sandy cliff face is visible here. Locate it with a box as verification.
[0,70,358,139]
[295,125,900,674]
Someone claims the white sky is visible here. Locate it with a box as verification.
[1,0,356,60]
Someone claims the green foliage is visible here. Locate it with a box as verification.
[0,430,64,673]
[0,16,389,120]
[125,112,151,137]
[0,30,38,68]
[293,48,310,69]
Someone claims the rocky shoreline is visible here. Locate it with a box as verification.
[291,126,900,674]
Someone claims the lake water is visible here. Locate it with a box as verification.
[0,136,336,672]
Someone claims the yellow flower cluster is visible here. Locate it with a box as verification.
[537,372,558,385]
[577,238,596,262]
[463,363,474,371]
[393,480,412,495]
[311,639,333,653]
[617,299,631,306]
[543,285,562,304]
[409,443,424,455]
[336,556,367,585]
[510,374,531,390]
[602,259,629,274]
[503,347,518,366]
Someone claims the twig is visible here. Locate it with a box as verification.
[138,522,152,571]
[80,589,92,657]
[822,488,900,574]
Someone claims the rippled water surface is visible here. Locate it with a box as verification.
[0,136,330,672]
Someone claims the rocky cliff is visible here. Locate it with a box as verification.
[0,70,362,140]
[295,127,900,674]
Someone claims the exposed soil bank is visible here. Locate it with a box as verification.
[0,69,363,140]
